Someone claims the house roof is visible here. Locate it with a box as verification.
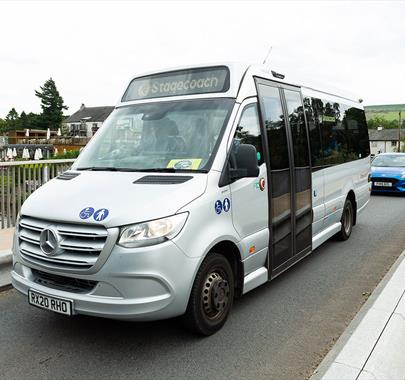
[368,129,405,141]
[65,105,114,123]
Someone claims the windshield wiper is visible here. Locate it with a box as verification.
[76,167,208,173]
[135,168,208,173]
[77,166,118,171]
[76,166,140,172]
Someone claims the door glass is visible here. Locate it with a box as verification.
[258,84,292,268]
[284,90,309,167]
[284,90,312,254]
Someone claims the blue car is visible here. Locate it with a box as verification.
[371,153,405,193]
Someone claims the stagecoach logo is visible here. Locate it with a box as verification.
[40,228,61,256]
[138,83,151,97]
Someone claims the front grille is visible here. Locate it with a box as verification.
[32,269,97,293]
[18,216,108,270]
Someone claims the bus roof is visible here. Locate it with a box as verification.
[117,62,362,107]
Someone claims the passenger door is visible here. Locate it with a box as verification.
[255,79,312,274]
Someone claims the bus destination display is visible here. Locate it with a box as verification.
[122,66,230,101]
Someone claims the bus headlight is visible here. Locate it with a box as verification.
[118,213,188,248]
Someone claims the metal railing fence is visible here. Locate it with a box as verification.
[0,159,75,229]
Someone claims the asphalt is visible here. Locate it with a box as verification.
[1,194,405,380]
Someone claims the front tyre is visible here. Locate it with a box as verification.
[336,199,354,241]
[182,253,234,336]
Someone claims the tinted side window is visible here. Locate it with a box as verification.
[234,104,264,165]
[285,90,310,167]
[305,97,323,167]
[314,98,347,165]
[344,107,370,159]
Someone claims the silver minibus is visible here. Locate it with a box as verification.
[11,63,371,335]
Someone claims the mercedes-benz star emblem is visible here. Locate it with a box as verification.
[40,228,60,256]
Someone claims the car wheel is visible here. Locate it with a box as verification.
[336,198,354,241]
[182,253,234,336]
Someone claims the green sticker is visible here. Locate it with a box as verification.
[257,152,261,161]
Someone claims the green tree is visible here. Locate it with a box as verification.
[26,112,42,129]
[5,108,20,131]
[367,116,399,129]
[0,118,6,133]
[19,111,28,129]
[35,78,68,129]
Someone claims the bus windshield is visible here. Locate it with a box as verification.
[372,154,405,167]
[74,98,234,172]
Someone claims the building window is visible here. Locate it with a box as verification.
[391,141,397,147]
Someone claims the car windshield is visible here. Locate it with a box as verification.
[372,154,405,167]
[73,98,234,172]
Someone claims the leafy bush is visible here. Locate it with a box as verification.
[53,149,81,159]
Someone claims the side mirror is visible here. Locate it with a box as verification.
[230,144,259,180]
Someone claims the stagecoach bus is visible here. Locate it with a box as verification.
[11,63,371,335]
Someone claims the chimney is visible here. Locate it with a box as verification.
[80,103,85,110]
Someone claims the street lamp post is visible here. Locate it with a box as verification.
[399,111,402,152]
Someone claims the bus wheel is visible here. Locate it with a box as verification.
[337,199,354,241]
[182,253,234,336]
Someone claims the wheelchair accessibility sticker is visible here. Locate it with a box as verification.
[215,200,223,214]
[79,207,94,220]
[215,199,231,214]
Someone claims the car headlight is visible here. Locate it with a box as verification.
[118,213,188,248]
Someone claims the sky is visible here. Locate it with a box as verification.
[1,0,405,118]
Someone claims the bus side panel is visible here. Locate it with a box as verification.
[323,162,355,229]
[353,157,371,213]
[311,169,325,236]
[323,157,370,228]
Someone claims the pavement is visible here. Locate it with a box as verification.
[311,249,405,380]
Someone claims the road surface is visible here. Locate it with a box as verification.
[1,195,405,380]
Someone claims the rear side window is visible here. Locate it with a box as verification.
[233,104,264,165]
[307,96,370,168]
[344,107,370,159]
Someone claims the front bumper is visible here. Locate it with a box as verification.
[12,239,200,321]
[371,177,405,193]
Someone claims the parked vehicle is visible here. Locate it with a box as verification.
[370,153,405,193]
[11,63,371,335]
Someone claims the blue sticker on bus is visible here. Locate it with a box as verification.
[223,198,231,212]
[93,208,109,221]
[79,207,95,220]
[215,200,222,214]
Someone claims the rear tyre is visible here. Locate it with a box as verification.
[182,253,234,336]
[336,199,354,241]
